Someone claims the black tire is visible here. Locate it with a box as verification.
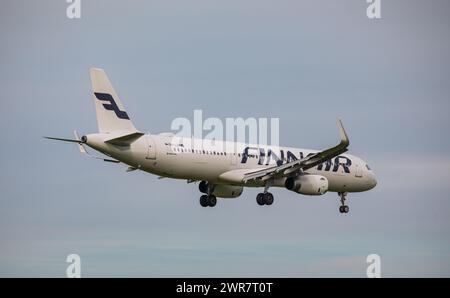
[199,181,208,194]
[200,195,209,207]
[339,206,344,213]
[264,193,274,205]
[208,195,217,207]
[256,193,265,205]
[344,205,349,213]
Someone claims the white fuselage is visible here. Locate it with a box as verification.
[84,132,377,194]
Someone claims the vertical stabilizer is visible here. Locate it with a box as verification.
[89,68,138,133]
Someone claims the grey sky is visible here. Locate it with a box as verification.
[0,0,449,277]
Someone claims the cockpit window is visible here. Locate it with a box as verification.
[366,164,371,170]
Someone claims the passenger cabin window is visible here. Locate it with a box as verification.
[366,164,371,170]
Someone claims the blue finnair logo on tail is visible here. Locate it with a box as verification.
[94,92,129,120]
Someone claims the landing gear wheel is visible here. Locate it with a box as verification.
[200,195,209,207]
[339,205,349,213]
[208,195,217,207]
[264,192,274,205]
[256,193,265,206]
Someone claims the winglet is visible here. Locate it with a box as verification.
[337,119,350,147]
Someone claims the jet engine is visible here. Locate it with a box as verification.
[285,175,329,195]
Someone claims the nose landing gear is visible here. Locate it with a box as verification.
[338,192,349,214]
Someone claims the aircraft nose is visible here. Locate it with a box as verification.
[369,172,377,189]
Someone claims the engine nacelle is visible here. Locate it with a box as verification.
[285,175,329,195]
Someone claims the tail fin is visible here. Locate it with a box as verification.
[89,68,138,133]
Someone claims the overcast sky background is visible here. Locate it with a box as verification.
[1,0,449,277]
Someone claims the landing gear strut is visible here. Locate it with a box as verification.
[256,183,274,206]
[338,192,349,214]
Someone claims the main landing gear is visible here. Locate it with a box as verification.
[256,192,274,206]
[338,192,349,214]
[200,194,217,207]
[199,181,217,208]
[256,183,274,206]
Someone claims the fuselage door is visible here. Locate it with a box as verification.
[146,136,156,159]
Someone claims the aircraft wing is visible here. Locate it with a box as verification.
[242,119,350,182]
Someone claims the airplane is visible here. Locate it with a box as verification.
[45,68,377,213]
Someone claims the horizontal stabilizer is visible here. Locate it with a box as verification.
[104,131,145,145]
[44,136,82,143]
[44,134,120,164]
